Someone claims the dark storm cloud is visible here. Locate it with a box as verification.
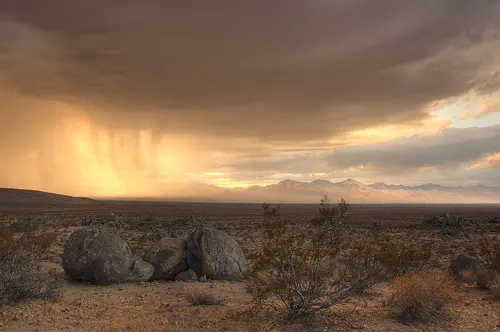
[1,0,499,141]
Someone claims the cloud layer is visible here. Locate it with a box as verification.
[1,1,500,195]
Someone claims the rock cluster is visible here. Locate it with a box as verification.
[62,227,245,285]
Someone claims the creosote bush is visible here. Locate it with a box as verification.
[476,236,500,298]
[390,269,455,323]
[0,223,62,305]
[262,203,281,217]
[374,234,432,279]
[313,195,350,225]
[246,205,431,318]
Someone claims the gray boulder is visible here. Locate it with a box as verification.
[143,237,188,280]
[93,257,154,286]
[92,255,133,286]
[175,269,198,282]
[62,229,132,282]
[186,228,245,281]
[62,228,150,284]
[129,258,155,282]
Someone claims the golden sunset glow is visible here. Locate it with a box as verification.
[1,1,500,200]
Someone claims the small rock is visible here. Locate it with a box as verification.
[175,269,198,282]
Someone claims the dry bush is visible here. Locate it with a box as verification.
[318,195,338,221]
[185,288,224,306]
[477,236,500,273]
[0,224,62,305]
[337,197,349,218]
[390,269,455,323]
[491,277,500,300]
[246,213,432,318]
[473,236,500,295]
[374,235,432,280]
[475,269,496,290]
[247,223,349,317]
[262,203,281,218]
[312,195,350,225]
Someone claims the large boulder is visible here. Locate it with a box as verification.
[92,255,133,286]
[143,237,188,280]
[186,228,245,281]
[62,228,151,284]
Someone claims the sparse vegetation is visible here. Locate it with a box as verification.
[262,203,281,217]
[374,234,432,280]
[318,195,337,219]
[246,201,431,318]
[337,197,349,218]
[247,222,353,317]
[390,269,456,324]
[313,195,350,225]
[1,202,499,331]
[185,288,224,306]
[474,236,500,297]
[0,223,62,305]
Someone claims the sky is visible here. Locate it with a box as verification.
[0,1,500,197]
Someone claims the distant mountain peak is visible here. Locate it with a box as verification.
[277,179,299,185]
[335,178,366,188]
[310,179,334,187]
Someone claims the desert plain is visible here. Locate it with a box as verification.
[0,200,500,332]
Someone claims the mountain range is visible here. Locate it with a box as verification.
[155,178,500,204]
[2,179,500,204]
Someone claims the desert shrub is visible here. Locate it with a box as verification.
[475,269,496,290]
[425,213,474,237]
[262,203,281,217]
[390,269,455,323]
[185,289,224,306]
[0,224,62,305]
[246,213,433,318]
[475,236,500,296]
[8,215,44,233]
[247,222,348,316]
[375,235,432,279]
[318,195,337,219]
[246,220,397,317]
[477,237,500,273]
[313,195,350,225]
[337,197,349,218]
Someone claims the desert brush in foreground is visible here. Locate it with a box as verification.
[0,224,62,305]
[390,269,456,323]
[246,200,432,319]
